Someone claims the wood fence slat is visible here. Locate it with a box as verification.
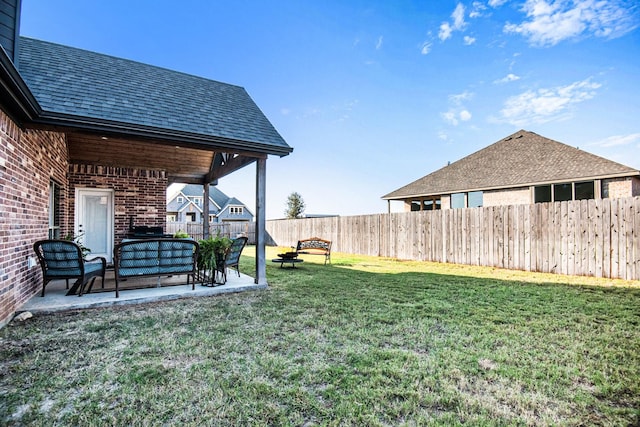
[610,198,620,278]
[635,197,640,280]
[623,198,633,280]
[592,199,603,278]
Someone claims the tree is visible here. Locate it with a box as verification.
[285,192,305,219]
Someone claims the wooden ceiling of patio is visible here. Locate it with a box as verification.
[66,132,261,184]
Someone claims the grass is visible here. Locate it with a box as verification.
[1,247,639,426]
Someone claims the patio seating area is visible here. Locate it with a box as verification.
[19,268,262,314]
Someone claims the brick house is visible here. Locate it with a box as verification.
[167,184,254,223]
[0,2,292,326]
[383,130,640,212]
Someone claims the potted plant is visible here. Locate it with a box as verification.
[173,230,190,239]
[63,232,91,259]
[197,235,233,285]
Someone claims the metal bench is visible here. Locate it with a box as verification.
[296,237,331,265]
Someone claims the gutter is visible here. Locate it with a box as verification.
[0,46,41,124]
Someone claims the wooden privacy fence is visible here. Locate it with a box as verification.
[166,221,256,244]
[266,197,640,280]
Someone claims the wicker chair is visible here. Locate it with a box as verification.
[221,236,248,282]
[33,240,106,297]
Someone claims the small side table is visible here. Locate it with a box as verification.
[271,258,304,268]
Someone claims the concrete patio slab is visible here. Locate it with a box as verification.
[18,270,265,314]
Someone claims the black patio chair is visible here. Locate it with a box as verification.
[223,236,248,279]
[33,239,106,297]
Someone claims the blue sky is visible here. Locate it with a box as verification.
[20,0,640,219]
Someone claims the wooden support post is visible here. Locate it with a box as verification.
[203,182,210,239]
[255,157,267,285]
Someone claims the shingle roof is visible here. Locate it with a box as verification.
[17,37,291,155]
[383,130,639,200]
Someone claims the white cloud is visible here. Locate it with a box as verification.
[438,131,449,141]
[442,109,473,125]
[470,2,487,18]
[452,3,467,29]
[592,133,640,148]
[449,91,474,105]
[439,3,467,41]
[498,78,601,125]
[489,0,508,6]
[421,41,433,55]
[442,92,474,126]
[504,0,638,46]
[494,73,521,84]
[376,36,384,50]
[441,110,459,125]
[439,22,453,41]
[463,35,476,45]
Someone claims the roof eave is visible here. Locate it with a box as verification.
[0,46,41,124]
[382,171,640,200]
[32,110,293,157]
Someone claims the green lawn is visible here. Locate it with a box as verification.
[1,247,639,426]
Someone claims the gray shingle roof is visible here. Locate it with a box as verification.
[383,130,639,199]
[17,37,291,154]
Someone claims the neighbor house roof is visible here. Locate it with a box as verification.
[16,37,291,156]
[180,184,229,208]
[383,130,640,200]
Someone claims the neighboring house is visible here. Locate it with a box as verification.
[167,184,253,223]
[383,130,640,211]
[0,2,292,326]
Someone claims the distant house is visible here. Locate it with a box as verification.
[167,184,253,223]
[383,130,640,211]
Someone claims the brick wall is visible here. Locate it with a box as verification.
[602,177,634,199]
[483,187,531,206]
[0,110,69,327]
[68,164,168,245]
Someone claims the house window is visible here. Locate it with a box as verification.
[186,212,196,222]
[534,185,552,203]
[193,197,202,206]
[575,181,595,200]
[230,206,243,215]
[535,181,596,203]
[209,215,216,223]
[422,199,441,210]
[410,197,441,211]
[554,183,572,202]
[167,214,177,222]
[467,191,483,208]
[48,181,61,239]
[451,193,465,209]
[176,196,183,204]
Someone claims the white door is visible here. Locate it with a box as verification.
[75,188,114,262]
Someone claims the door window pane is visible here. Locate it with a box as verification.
[84,195,108,254]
